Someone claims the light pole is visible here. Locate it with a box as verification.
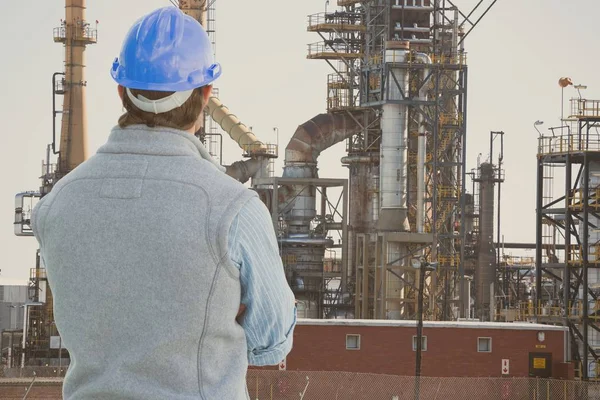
[574,84,587,100]
[411,257,438,400]
[534,120,544,137]
[558,77,573,122]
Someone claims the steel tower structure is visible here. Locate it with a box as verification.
[535,97,600,380]
[307,0,498,320]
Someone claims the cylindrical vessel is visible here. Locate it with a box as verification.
[281,164,318,234]
[476,163,496,321]
[379,45,410,232]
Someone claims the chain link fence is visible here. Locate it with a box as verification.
[246,371,600,400]
[3,368,600,399]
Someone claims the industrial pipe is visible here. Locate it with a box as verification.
[279,112,365,214]
[285,113,365,165]
[206,96,268,155]
[416,53,431,234]
[341,154,379,165]
[225,159,265,184]
[278,237,335,246]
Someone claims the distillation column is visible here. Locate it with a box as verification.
[379,42,411,319]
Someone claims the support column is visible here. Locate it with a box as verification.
[535,158,544,318]
[583,152,590,380]
[362,236,369,318]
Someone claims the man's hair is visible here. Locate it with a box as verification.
[118,87,206,130]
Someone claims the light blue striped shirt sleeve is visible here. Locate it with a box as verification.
[228,195,297,366]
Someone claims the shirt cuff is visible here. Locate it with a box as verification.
[248,308,297,366]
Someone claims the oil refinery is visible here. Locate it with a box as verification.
[5,0,600,396]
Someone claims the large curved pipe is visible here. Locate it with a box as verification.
[278,112,367,239]
[279,113,366,213]
[285,113,365,165]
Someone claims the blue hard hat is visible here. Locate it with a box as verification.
[111,6,221,92]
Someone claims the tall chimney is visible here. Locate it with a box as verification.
[55,0,96,174]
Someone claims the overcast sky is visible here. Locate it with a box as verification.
[0,0,597,285]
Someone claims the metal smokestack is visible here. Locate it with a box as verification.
[476,162,496,321]
[179,0,207,28]
[55,0,96,174]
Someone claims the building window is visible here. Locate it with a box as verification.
[346,334,361,350]
[412,336,428,351]
[478,337,492,353]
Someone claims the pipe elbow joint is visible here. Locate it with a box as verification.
[225,158,264,184]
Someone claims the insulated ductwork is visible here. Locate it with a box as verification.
[206,96,269,155]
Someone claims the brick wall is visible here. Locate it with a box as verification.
[282,324,566,378]
[0,385,62,400]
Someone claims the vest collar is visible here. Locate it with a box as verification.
[98,125,225,172]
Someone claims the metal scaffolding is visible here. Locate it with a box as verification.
[253,177,349,319]
[535,97,600,380]
[313,0,470,321]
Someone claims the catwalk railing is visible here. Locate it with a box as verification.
[2,369,599,399]
[538,133,600,155]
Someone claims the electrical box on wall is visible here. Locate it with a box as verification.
[529,352,552,378]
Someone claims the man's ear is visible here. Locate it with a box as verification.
[117,85,125,101]
[202,85,212,105]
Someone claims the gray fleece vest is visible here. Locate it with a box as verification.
[32,126,256,400]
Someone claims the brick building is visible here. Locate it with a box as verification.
[278,319,570,379]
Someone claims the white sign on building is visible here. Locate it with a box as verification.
[278,358,286,371]
[502,359,510,375]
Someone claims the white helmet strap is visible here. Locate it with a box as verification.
[126,88,195,114]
